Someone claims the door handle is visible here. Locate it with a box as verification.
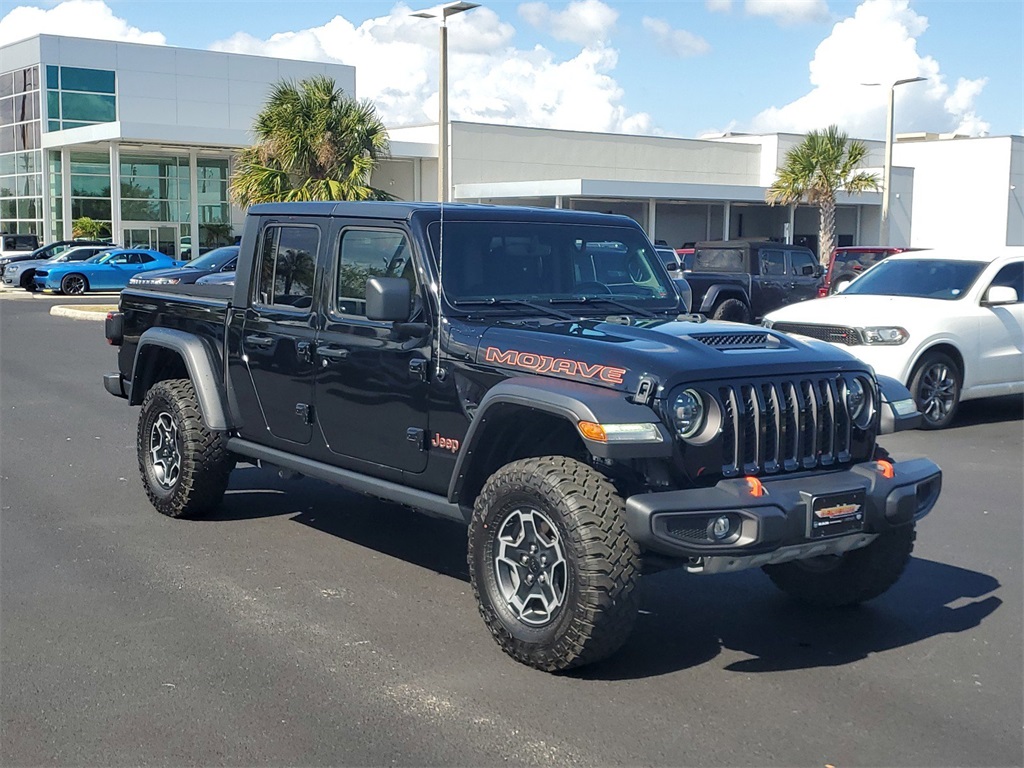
[245,335,274,348]
[317,346,348,361]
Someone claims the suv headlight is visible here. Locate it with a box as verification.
[861,326,908,345]
[671,388,706,439]
[846,376,875,429]
[5,265,18,274]
[132,276,180,285]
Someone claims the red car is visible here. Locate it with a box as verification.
[819,246,918,296]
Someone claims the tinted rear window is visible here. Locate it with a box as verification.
[694,248,744,272]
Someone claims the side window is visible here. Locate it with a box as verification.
[336,229,414,317]
[255,224,319,311]
[110,252,130,265]
[789,250,817,277]
[760,249,786,275]
[989,262,1024,300]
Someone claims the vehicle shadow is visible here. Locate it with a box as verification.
[950,394,1024,428]
[576,557,1001,681]
[210,467,1002,682]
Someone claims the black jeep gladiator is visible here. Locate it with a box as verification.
[104,202,941,672]
[687,239,822,323]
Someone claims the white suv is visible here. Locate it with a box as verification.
[764,248,1024,429]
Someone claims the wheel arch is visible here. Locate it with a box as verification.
[907,342,965,386]
[699,285,748,314]
[448,376,671,507]
[128,328,232,430]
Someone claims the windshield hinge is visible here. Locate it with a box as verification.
[632,376,657,406]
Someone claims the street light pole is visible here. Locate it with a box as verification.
[875,76,926,245]
[412,2,480,203]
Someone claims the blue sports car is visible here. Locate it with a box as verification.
[34,248,185,294]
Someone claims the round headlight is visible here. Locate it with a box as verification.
[671,388,706,439]
[846,377,874,429]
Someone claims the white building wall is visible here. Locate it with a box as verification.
[894,136,1015,248]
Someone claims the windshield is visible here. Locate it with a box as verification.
[86,251,117,264]
[427,220,677,314]
[186,245,239,271]
[842,258,987,300]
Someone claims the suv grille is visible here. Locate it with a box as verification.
[772,322,861,346]
[717,377,856,477]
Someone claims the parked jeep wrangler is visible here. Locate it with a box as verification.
[105,203,941,672]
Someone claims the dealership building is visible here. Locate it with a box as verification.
[2,34,1022,257]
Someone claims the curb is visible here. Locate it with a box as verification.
[50,305,114,321]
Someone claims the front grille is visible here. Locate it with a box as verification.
[717,376,854,477]
[772,322,862,346]
[690,332,778,349]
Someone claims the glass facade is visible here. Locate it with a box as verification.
[0,66,43,235]
[120,154,189,223]
[196,158,233,247]
[69,151,112,237]
[46,66,116,131]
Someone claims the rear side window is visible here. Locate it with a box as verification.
[336,228,414,317]
[255,224,319,311]
[694,248,744,272]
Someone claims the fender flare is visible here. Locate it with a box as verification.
[129,327,232,431]
[699,285,748,314]
[447,376,671,503]
[876,375,921,434]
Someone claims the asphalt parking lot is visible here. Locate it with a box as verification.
[2,296,1022,767]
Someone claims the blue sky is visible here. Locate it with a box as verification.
[2,0,1021,139]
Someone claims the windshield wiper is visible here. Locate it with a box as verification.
[451,298,574,320]
[550,295,658,318]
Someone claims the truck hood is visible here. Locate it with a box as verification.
[765,293,952,328]
[467,316,870,395]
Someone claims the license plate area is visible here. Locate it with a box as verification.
[808,489,866,539]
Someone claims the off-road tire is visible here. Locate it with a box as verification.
[468,456,640,672]
[762,523,916,607]
[909,351,962,430]
[137,378,234,519]
[60,273,88,295]
[711,298,751,323]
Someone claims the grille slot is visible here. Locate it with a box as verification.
[772,322,862,346]
[691,332,776,349]
[716,375,855,476]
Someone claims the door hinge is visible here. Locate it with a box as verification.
[409,358,428,381]
[406,427,426,451]
[295,403,314,425]
[632,376,657,406]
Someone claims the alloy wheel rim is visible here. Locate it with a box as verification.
[919,363,957,423]
[65,275,85,294]
[493,507,568,626]
[150,413,182,489]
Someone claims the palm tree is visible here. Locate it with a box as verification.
[230,75,393,207]
[766,125,879,267]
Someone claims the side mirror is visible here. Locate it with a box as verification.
[983,285,1019,306]
[801,265,816,277]
[365,277,412,322]
[814,264,824,278]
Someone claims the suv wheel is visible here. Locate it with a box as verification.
[762,523,915,607]
[138,378,234,518]
[909,351,962,429]
[712,298,750,323]
[468,456,640,671]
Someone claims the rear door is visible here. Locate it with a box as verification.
[974,261,1024,389]
[313,224,430,472]
[239,221,321,445]
[754,247,788,316]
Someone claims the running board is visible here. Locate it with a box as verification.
[226,438,469,524]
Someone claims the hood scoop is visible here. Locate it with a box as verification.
[689,331,782,350]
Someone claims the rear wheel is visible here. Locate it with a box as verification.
[468,456,640,671]
[137,378,234,518]
[763,524,916,607]
[711,298,750,323]
[60,273,88,295]
[909,351,962,429]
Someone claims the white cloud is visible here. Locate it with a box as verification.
[744,0,830,25]
[641,17,710,58]
[706,0,733,12]
[0,0,165,46]
[518,0,618,46]
[210,3,650,134]
[742,0,990,138]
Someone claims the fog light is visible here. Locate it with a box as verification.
[709,515,733,541]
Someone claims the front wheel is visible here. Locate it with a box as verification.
[468,456,640,672]
[762,524,916,607]
[60,273,88,295]
[909,352,962,429]
[137,378,234,518]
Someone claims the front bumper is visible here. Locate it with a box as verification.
[625,457,941,571]
[103,372,129,399]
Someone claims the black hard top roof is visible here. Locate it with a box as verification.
[247,201,640,227]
